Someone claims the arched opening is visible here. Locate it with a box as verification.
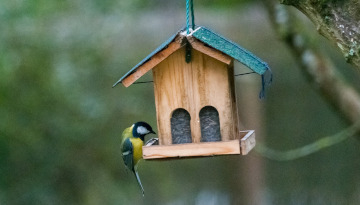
[171,108,192,144]
[199,106,221,142]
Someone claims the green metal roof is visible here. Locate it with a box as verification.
[192,27,269,75]
[113,26,271,97]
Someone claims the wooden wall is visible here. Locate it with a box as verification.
[152,46,239,145]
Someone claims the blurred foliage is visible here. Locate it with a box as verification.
[1,0,360,205]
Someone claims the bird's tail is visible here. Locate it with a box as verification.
[134,170,145,196]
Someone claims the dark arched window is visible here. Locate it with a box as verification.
[171,108,192,144]
[199,106,221,142]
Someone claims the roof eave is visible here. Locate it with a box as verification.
[113,34,186,87]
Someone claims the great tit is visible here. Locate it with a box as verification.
[120,121,156,196]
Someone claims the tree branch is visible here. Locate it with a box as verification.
[255,121,360,161]
[279,0,360,69]
[264,0,360,140]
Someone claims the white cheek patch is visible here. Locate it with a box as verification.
[137,126,149,135]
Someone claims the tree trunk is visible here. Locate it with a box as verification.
[280,0,360,69]
[264,0,360,140]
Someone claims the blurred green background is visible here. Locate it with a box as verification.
[1,0,360,204]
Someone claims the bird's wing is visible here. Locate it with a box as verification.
[122,138,134,172]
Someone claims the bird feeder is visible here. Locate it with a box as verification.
[113,26,271,159]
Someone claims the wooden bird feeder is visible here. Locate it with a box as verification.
[113,26,271,160]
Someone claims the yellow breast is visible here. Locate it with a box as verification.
[129,137,144,166]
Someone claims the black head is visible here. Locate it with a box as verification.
[132,121,156,141]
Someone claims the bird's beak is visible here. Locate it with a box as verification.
[151,131,156,134]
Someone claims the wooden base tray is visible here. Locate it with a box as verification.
[142,130,255,160]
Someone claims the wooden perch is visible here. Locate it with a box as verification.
[142,130,255,159]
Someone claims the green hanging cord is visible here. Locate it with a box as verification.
[186,0,190,34]
[186,0,195,34]
[185,0,195,63]
[190,0,195,30]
